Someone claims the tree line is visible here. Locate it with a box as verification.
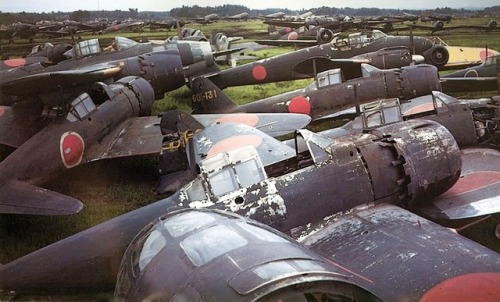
[1,5,499,25]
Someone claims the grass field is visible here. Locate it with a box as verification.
[1,17,499,300]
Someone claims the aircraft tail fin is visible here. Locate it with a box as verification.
[0,181,83,215]
[158,109,206,194]
[191,76,239,114]
[160,109,205,134]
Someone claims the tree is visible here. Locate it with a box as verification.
[70,10,90,22]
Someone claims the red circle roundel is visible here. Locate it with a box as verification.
[420,272,500,302]
[60,131,85,168]
[479,50,495,61]
[288,96,311,115]
[252,65,267,81]
[4,58,27,68]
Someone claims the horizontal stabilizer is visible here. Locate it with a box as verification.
[0,181,83,215]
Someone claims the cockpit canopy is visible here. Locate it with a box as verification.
[63,37,139,59]
[185,145,268,200]
[484,53,499,66]
[316,68,344,88]
[115,209,379,302]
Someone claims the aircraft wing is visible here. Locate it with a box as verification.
[0,105,51,148]
[84,116,163,162]
[83,113,311,162]
[298,203,500,302]
[263,20,305,28]
[0,57,47,71]
[412,24,499,34]
[0,64,123,97]
[195,113,311,137]
[255,39,319,47]
[0,181,83,215]
[421,148,500,220]
[191,122,297,166]
[443,46,498,71]
[440,76,498,92]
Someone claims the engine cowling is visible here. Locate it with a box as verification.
[180,28,204,39]
[316,28,334,44]
[488,20,497,29]
[118,50,185,99]
[211,32,229,51]
[353,46,414,69]
[422,44,449,69]
[434,21,444,29]
[165,40,218,78]
[111,76,156,116]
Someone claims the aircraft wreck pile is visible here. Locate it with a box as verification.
[0,19,499,301]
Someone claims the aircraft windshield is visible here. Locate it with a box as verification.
[67,93,97,122]
[29,42,53,56]
[359,98,403,129]
[315,69,344,88]
[432,91,454,107]
[113,37,139,51]
[371,29,387,40]
[295,130,331,164]
[484,54,499,66]
[74,39,101,57]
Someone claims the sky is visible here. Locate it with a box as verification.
[0,0,498,13]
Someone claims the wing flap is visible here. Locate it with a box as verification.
[0,181,83,215]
